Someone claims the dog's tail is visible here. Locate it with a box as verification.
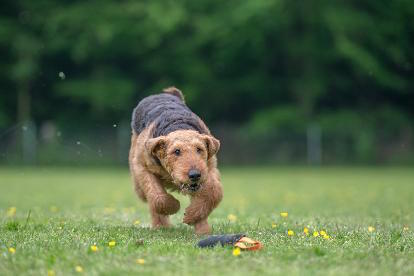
[163,86,185,103]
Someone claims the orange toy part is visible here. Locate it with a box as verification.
[234,237,263,251]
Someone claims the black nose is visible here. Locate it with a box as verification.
[188,169,201,181]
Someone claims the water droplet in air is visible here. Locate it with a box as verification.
[58,72,66,80]
[76,141,81,145]
[113,124,117,128]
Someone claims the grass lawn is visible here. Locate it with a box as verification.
[0,166,413,275]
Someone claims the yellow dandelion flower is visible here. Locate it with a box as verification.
[368,226,375,232]
[313,231,319,237]
[75,266,83,273]
[47,270,55,276]
[232,247,241,256]
[271,223,277,228]
[320,230,327,236]
[50,206,58,212]
[8,247,16,254]
[108,241,116,247]
[323,234,330,240]
[280,212,288,218]
[90,245,99,252]
[227,214,237,222]
[6,207,16,217]
[303,227,309,235]
[134,220,140,225]
[288,230,295,236]
[136,258,146,265]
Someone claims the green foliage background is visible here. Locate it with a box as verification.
[0,0,413,164]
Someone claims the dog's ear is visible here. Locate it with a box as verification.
[202,135,220,159]
[145,137,167,161]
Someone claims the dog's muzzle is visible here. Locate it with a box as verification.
[180,182,201,192]
[188,183,200,192]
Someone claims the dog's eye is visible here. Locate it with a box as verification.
[174,149,181,156]
[197,147,203,154]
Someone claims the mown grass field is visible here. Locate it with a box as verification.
[0,166,413,275]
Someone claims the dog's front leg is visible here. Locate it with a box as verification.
[183,169,223,234]
[135,168,180,228]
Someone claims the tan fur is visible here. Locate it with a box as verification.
[163,86,185,102]
[129,124,222,235]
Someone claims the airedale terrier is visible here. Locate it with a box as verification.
[129,87,223,234]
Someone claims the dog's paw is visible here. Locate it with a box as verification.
[183,208,203,225]
[153,194,180,215]
[183,215,196,225]
[194,220,211,235]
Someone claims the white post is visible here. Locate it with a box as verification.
[117,121,130,164]
[22,120,37,164]
[307,123,321,165]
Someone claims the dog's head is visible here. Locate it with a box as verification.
[146,130,220,192]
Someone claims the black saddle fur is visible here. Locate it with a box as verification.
[131,91,207,138]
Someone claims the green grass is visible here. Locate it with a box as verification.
[1,166,414,275]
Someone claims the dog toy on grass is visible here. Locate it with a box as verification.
[197,234,263,251]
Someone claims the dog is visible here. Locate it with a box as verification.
[129,87,223,235]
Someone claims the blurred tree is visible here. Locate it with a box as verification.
[0,0,413,163]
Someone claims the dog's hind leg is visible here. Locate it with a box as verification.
[132,175,147,202]
[129,134,147,202]
[150,207,171,228]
